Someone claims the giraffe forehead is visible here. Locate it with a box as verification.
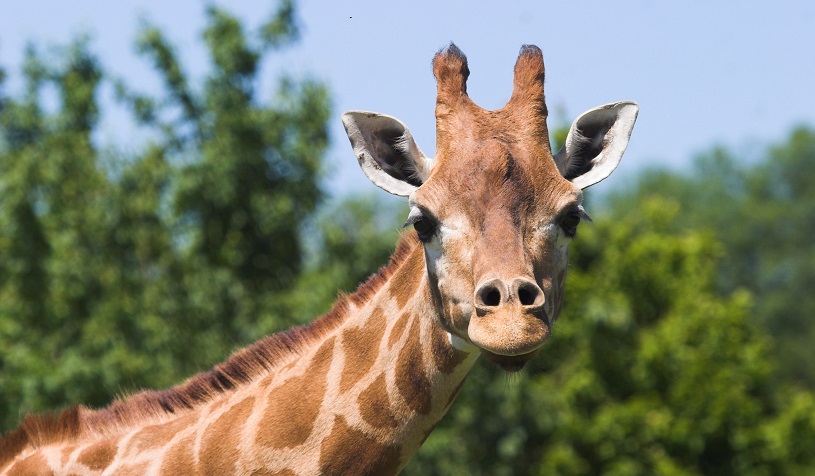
[419,138,574,223]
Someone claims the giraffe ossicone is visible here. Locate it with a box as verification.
[1,43,637,475]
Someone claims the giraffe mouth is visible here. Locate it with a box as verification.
[479,348,541,372]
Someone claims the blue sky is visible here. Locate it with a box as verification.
[1,0,813,198]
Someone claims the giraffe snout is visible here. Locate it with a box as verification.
[468,276,550,367]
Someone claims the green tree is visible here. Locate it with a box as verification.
[0,39,118,421]
[0,1,330,430]
[608,127,815,387]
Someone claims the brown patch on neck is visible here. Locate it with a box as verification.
[348,233,422,308]
[77,438,117,471]
[430,326,468,374]
[256,470,297,476]
[358,374,401,430]
[256,337,335,449]
[59,445,76,466]
[395,315,432,415]
[160,434,196,475]
[339,306,387,393]
[200,396,256,474]
[4,452,49,476]
[1,234,422,461]
[129,411,197,453]
[318,415,402,475]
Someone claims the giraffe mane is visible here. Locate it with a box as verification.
[0,232,422,468]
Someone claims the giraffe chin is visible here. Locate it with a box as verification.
[480,348,541,372]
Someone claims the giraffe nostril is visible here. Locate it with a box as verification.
[481,288,501,307]
[475,279,505,308]
[518,289,537,306]
[518,287,536,306]
[513,278,544,309]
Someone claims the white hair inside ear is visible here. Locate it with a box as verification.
[554,101,639,190]
[342,111,434,197]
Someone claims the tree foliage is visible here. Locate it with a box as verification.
[608,127,815,387]
[0,1,330,428]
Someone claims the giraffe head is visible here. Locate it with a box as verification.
[343,44,637,371]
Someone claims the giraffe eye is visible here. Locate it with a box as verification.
[404,208,438,242]
[559,205,590,239]
[560,212,581,238]
[412,217,437,241]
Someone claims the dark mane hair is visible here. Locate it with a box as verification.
[1,232,421,469]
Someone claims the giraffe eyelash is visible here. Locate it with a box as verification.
[577,205,592,222]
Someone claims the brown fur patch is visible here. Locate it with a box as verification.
[358,374,400,430]
[395,316,432,415]
[77,439,117,471]
[5,452,51,476]
[339,306,386,394]
[200,396,255,474]
[430,325,468,374]
[160,435,196,475]
[256,337,335,449]
[318,415,402,475]
[1,235,421,464]
[387,246,425,309]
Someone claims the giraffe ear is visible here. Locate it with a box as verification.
[553,101,639,190]
[342,111,434,196]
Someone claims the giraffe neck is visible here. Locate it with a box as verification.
[249,234,479,473]
[1,234,480,475]
[310,237,479,473]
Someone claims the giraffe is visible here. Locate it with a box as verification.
[0,44,638,475]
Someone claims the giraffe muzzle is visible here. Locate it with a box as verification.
[468,277,550,365]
